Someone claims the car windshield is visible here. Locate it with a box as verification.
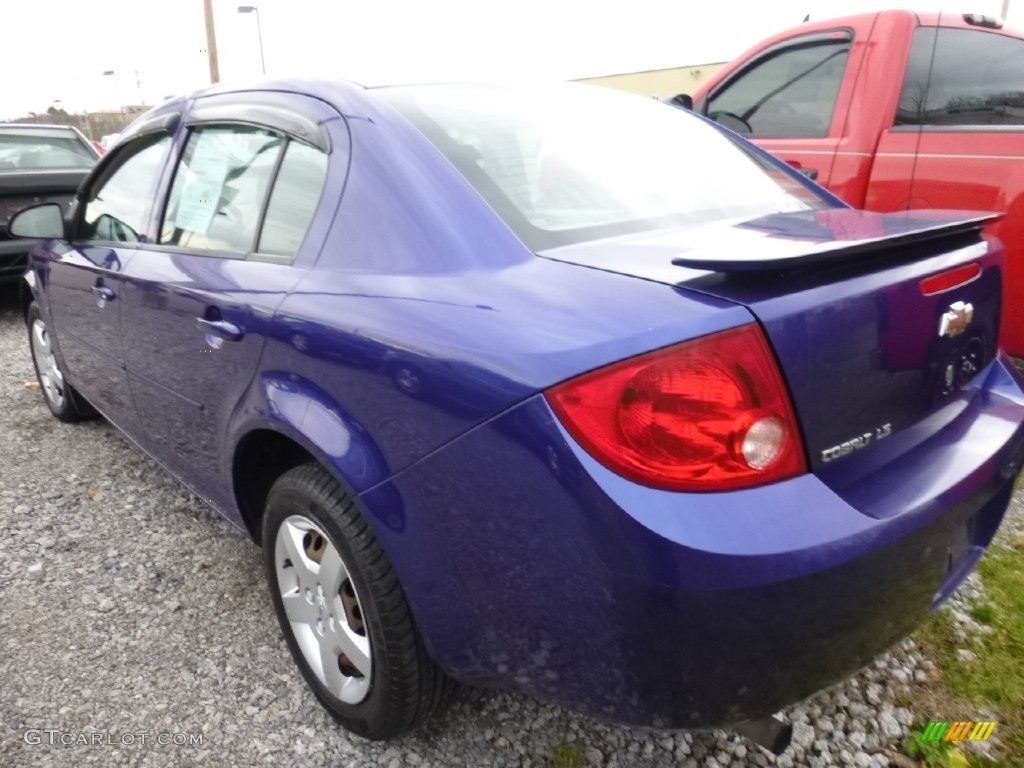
[0,128,96,171]
[379,84,830,250]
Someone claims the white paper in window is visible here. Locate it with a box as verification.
[173,144,228,235]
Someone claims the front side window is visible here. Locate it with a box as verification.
[704,36,851,138]
[81,135,171,243]
[161,126,284,253]
[897,27,1024,127]
[380,84,829,251]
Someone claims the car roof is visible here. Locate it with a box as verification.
[119,77,560,145]
[137,76,596,128]
[0,123,79,132]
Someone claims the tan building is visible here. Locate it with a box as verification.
[575,63,725,100]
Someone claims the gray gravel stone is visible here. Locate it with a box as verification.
[791,722,815,750]
[877,709,903,740]
[2,284,1022,768]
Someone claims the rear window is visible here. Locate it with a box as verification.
[379,84,830,251]
[0,128,96,171]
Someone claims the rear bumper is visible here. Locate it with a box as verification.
[360,354,1024,728]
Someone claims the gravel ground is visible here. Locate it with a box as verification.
[1,283,1020,768]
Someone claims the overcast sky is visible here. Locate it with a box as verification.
[2,0,1020,120]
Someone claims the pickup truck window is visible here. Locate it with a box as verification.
[704,36,851,138]
[897,27,1024,127]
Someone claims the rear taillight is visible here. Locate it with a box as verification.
[919,263,982,295]
[545,324,807,492]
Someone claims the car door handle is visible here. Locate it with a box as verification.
[785,160,819,181]
[196,317,244,341]
[92,285,116,302]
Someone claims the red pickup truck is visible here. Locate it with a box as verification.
[691,10,1024,354]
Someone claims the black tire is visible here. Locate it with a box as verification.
[26,302,96,423]
[262,463,446,739]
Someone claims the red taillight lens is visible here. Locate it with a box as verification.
[545,324,807,492]
[919,263,982,295]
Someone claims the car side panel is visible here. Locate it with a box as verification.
[41,241,141,432]
[355,355,1024,728]
[229,372,393,495]
[229,104,753,494]
[119,95,349,508]
[119,255,301,505]
[259,258,752,492]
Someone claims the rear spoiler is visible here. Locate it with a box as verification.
[671,210,1001,273]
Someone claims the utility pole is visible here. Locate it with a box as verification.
[1003,0,1011,19]
[103,70,126,122]
[204,0,220,84]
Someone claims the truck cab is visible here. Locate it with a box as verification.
[692,10,1024,354]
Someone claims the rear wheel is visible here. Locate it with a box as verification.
[26,303,96,422]
[262,463,446,739]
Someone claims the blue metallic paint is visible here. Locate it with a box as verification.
[23,78,1024,731]
[359,357,1024,726]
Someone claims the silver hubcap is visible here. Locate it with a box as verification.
[30,318,66,411]
[275,516,372,704]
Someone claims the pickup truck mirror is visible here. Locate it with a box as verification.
[668,93,694,110]
[9,202,66,239]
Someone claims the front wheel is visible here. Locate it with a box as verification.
[26,302,96,422]
[262,463,447,739]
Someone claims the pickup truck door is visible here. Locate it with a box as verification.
[882,21,1024,355]
[697,29,864,196]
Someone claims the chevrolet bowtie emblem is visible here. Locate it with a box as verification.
[939,301,974,338]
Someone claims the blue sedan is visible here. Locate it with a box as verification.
[11,79,1024,742]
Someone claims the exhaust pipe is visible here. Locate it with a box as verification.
[733,715,793,756]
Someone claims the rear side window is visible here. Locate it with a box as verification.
[897,27,1024,127]
[257,140,328,258]
[704,35,851,137]
[81,135,171,243]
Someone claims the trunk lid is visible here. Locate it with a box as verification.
[540,208,1003,475]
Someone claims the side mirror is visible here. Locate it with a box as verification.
[668,93,694,111]
[9,202,66,239]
